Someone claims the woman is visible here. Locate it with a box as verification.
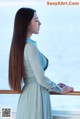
[8,8,74,119]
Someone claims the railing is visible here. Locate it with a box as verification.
[0,90,80,95]
[0,90,21,94]
[50,91,80,95]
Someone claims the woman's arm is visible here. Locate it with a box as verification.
[27,43,74,94]
[27,43,62,93]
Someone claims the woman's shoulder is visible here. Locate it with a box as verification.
[25,42,38,54]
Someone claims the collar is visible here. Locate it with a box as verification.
[26,38,37,46]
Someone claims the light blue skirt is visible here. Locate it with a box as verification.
[16,77,53,119]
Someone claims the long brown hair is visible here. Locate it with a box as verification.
[9,8,36,91]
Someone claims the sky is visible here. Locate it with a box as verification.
[0,0,80,112]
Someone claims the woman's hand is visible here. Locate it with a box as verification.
[60,85,74,94]
[57,83,66,88]
[57,83,74,94]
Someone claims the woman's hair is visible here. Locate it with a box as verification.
[9,8,36,91]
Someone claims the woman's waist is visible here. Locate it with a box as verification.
[23,76,37,85]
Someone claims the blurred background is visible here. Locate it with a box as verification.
[0,0,80,116]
